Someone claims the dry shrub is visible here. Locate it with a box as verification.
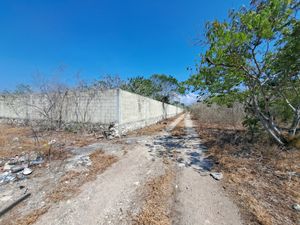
[196,122,300,225]
[191,103,245,128]
[133,166,175,225]
[0,123,99,160]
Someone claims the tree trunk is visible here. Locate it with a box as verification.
[258,115,287,145]
[289,109,300,136]
[252,97,287,145]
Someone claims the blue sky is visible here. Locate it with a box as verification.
[0,0,248,91]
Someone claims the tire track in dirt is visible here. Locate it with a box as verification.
[31,113,243,225]
[128,114,185,225]
[32,115,184,225]
[33,146,159,225]
[141,113,243,225]
[172,113,243,225]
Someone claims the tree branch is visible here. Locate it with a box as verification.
[205,57,257,81]
[281,93,296,112]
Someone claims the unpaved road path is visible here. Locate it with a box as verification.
[172,114,242,225]
[34,113,242,225]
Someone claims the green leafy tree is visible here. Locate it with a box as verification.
[121,76,156,97]
[123,74,181,104]
[150,74,180,103]
[188,0,299,145]
[271,20,300,136]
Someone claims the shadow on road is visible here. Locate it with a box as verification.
[147,131,214,172]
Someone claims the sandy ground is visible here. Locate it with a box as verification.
[32,113,242,225]
[172,114,242,225]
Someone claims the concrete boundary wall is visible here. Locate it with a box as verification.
[0,89,119,124]
[118,89,182,131]
[0,89,183,131]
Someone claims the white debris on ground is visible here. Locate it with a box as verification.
[65,155,92,172]
[0,136,128,222]
[210,172,223,180]
[48,139,57,145]
[292,203,300,212]
[104,123,121,139]
[0,152,44,186]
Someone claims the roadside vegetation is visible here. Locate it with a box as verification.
[187,0,300,146]
[191,104,299,225]
[190,103,244,129]
[188,0,299,224]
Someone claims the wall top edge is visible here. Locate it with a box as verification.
[118,89,183,109]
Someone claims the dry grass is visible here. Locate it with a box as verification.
[128,114,183,136]
[0,123,99,159]
[191,103,245,129]
[195,122,300,225]
[14,207,50,225]
[133,165,175,225]
[0,124,33,157]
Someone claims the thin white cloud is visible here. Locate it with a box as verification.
[178,92,198,106]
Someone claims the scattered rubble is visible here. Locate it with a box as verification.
[104,123,120,139]
[210,172,223,180]
[0,152,44,186]
[0,122,126,224]
[30,157,44,166]
[292,203,300,212]
[3,163,12,171]
[12,137,20,143]
[23,168,33,175]
[11,165,25,173]
[77,155,92,167]
[0,172,15,184]
[48,139,57,145]
[65,155,93,171]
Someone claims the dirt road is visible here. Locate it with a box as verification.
[34,113,242,225]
